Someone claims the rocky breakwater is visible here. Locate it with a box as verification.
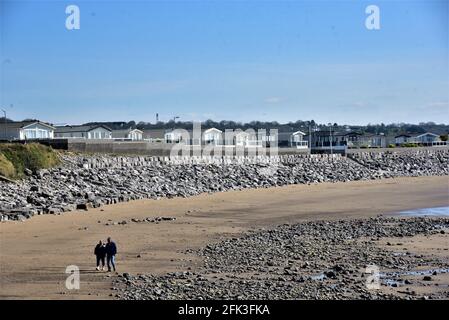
[348,149,449,177]
[114,216,449,300]
[1,149,448,221]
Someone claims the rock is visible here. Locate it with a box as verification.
[113,216,449,300]
[1,150,448,225]
[423,276,432,281]
[76,203,88,211]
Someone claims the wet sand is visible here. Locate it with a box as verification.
[0,175,448,299]
[377,231,449,298]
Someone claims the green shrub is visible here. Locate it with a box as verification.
[388,144,395,148]
[402,143,418,148]
[0,143,60,178]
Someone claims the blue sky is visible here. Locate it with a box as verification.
[1,0,448,125]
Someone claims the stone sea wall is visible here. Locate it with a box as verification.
[1,150,448,221]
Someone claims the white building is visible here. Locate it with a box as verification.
[395,132,444,146]
[394,134,412,145]
[203,128,222,145]
[234,130,261,147]
[164,129,185,143]
[112,128,143,141]
[0,121,55,140]
[411,132,442,145]
[289,130,308,149]
[271,131,308,148]
[54,125,112,139]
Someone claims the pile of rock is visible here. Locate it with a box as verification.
[348,149,449,177]
[1,150,448,221]
[115,217,449,300]
[104,217,176,226]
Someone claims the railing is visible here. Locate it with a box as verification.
[292,141,308,148]
[314,141,347,147]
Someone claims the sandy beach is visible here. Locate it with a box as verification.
[0,175,448,299]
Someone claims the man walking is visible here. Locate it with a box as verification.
[105,237,117,272]
[94,240,106,271]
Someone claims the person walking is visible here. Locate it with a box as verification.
[94,240,106,271]
[105,237,117,272]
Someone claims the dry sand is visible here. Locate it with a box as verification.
[0,175,448,299]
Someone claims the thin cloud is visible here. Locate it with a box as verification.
[264,97,283,104]
[425,101,448,109]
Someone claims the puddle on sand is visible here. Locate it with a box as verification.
[380,268,449,287]
[310,274,326,281]
[310,268,449,287]
[395,206,449,217]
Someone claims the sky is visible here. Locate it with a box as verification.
[0,0,448,125]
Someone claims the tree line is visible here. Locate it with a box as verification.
[83,120,449,137]
[2,117,448,137]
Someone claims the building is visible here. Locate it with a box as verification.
[0,120,55,140]
[394,134,411,146]
[306,130,347,154]
[112,128,143,141]
[344,132,387,148]
[142,129,166,142]
[202,128,223,146]
[411,132,442,145]
[289,130,308,148]
[394,132,444,146]
[164,129,185,143]
[161,128,311,148]
[233,130,261,147]
[271,131,308,148]
[54,124,112,139]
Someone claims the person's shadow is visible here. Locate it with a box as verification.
[30,266,108,275]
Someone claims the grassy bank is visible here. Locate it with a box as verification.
[0,143,60,179]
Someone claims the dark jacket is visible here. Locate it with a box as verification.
[94,244,106,257]
[105,241,117,256]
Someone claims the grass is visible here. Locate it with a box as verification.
[0,143,60,179]
[0,153,16,178]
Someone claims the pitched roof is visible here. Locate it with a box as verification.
[203,127,223,133]
[0,120,55,130]
[414,132,439,138]
[277,132,294,141]
[394,134,412,138]
[142,129,166,139]
[55,124,112,133]
[308,130,347,137]
[111,129,143,138]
